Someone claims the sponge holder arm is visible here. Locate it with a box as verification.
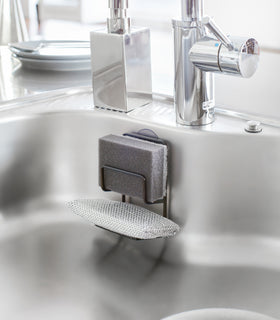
[100,165,169,218]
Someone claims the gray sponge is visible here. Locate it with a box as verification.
[99,134,168,203]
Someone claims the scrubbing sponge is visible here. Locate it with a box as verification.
[69,199,179,240]
[99,134,168,203]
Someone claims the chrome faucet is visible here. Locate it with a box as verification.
[173,0,260,125]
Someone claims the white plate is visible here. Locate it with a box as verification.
[14,55,91,71]
[162,309,277,320]
[9,40,91,61]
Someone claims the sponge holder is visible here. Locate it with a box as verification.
[99,130,169,218]
[69,129,179,240]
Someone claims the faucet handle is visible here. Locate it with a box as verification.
[202,16,233,51]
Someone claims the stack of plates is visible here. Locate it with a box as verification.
[9,40,91,71]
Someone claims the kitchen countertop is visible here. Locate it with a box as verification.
[0,47,92,105]
[1,20,279,120]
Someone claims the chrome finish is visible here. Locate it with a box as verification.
[107,0,130,34]
[91,28,152,112]
[219,37,260,78]
[189,36,221,73]
[173,19,215,126]
[108,0,128,9]
[91,0,152,112]
[181,0,203,22]
[0,0,28,45]
[190,36,260,78]
[1,98,280,319]
[173,1,259,125]
[202,16,233,51]
[245,120,262,133]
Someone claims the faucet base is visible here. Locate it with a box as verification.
[176,110,215,126]
[173,20,215,126]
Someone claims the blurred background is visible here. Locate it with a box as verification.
[20,0,280,117]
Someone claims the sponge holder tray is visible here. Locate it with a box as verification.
[100,165,168,218]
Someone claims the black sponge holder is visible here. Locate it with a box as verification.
[99,129,169,218]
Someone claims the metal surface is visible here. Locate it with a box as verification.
[1,96,280,319]
[190,36,260,77]
[91,27,152,112]
[181,0,203,22]
[245,120,262,133]
[108,0,130,33]
[91,0,151,112]
[173,0,259,125]
[173,0,215,126]
[219,37,260,78]
[202,16,233,51]
[189,36,221,72]
[173,20,214,126]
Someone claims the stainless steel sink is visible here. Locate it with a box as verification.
[1,95,280,319]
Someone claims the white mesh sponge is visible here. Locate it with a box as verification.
[69,199,179,240]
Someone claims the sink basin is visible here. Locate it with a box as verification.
[1,94,280,319]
